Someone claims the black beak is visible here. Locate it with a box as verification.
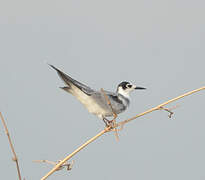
[134,86,146,90]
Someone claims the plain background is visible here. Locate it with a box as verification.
[0,0,205,179]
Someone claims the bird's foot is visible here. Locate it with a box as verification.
[103,117,120,140]
[103,118,115,128]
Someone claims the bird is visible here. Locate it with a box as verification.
[49,64,146,126]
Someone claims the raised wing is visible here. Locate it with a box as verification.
[49,64,95,96]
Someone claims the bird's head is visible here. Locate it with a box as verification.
[117,81,146,98]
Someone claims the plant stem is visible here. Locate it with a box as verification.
[0,112,22,180]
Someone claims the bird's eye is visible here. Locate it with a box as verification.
[127,84,132,88]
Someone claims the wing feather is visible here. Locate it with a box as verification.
[49,64,95,96]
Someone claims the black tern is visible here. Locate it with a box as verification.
[49,65,146,125]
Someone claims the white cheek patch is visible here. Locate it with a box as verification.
[118,87,130,98]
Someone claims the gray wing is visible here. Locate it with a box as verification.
[105,91,127,113]
[49,64,95,96]
[92,90,127,115]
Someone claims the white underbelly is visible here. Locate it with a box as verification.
[71,86,107,116]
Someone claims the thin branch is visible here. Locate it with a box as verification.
[33,160,57,165]
[159,106,174,118]
[33,160,74,171]
[0,112,22,180]
[100,88,119,141]
[100,88,117,119]
[41,86,205,180]
[41,127,111,180]
[117,86,205,127]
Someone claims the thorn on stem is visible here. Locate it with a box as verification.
[66,160,74,171]
[159,106,174,118]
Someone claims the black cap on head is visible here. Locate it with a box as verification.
[118,81,131,90]
[118,81,146,90]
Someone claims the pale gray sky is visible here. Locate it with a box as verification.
[0,0,205,179]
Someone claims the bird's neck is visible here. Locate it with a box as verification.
[118,93,130,107]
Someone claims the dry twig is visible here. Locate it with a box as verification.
[100,88,119,141]
[117,86,205,127]
[33,160,74,171]
[159,106,174,118]
[0,112,22,180]
[41,86,205,180]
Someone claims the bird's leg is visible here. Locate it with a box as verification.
[102,117,109,126]
[102,116,114,127]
